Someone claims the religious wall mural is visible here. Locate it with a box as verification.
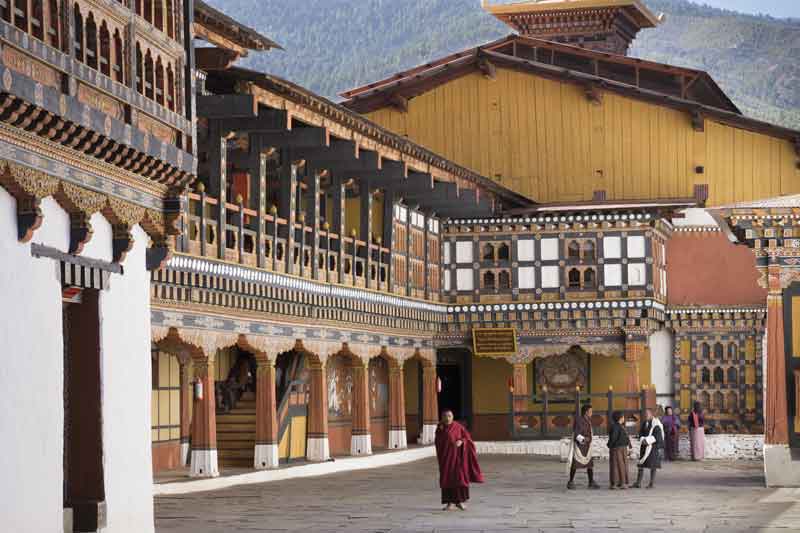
[327,356,353,420]
[533,346,589,396]
[369,357,389,419]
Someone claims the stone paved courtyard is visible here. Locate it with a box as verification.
[154,455,800,532]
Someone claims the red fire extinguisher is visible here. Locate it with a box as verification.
[193,379,203,401]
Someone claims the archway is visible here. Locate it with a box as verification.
[436,347,472,428]
[325,346,369,456]
[274,347,309,463]
[402,349,438,444]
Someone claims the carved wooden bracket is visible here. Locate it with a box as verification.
[478,57,497,80]
[0,161,59,242]
[690,110,705,132]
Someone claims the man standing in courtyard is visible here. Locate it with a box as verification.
[567,404,599,489]
[435,409,484,511]
[634,408,664,488]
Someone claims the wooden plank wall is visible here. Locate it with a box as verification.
[366,69,800,206]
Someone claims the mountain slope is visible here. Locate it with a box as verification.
[204,0,800,130]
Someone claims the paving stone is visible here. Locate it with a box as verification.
[155,455,799,532]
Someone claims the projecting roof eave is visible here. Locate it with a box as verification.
[483,0,660,28]
[341,35,738,114]
[341,42,798,143]
[204,65,535,209]
[194,0,283,52]
[504,197,698,217]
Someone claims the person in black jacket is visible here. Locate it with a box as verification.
[633,408,664,488]
[606,411,631,489]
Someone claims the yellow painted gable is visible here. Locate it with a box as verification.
[365,68,800,206]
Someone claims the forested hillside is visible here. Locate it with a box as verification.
[204,0,800,130]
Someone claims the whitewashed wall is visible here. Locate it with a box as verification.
[0,191,154,532]
[0,191,68,532]
[98,223,154,533]
[649,329,674,408]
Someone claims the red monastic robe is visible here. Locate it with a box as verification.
[435,421,484,489]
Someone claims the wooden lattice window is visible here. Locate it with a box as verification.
[99,22,110,76]
[113,30,124,83]
[85,13,97,69]
[568,268,581,288]
[47,0,59,48]
[482,243,495,261]
[728,343,738,361]
[155,57,164,105]
[30,0,43,40]
[13,0,27,31]
[583,268,596,289]
[144,50,154,99]
[483,271,495,290]
[154,0,164,31]
[701,343,710,360]
[714,342,724,360]
[584,240,596,261]
[73,4,83,62]
[727,367,738,384]
[497,243,510,261]
[567,240,580,260]
[166,65,175,110]
[135,44,143,93]
[701,367,710,384]
[713,366,724,384]
[498,270,511,289]
[166,0,174,38]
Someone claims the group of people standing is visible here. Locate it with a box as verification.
[569,402,707,490]
[432,402,708,510]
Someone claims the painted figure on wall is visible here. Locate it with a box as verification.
[369,357,389,418]
[537,347,588,396]
[327,356,354,419]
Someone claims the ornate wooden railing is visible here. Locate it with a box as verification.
[509,387,657,440]
[185,191,394,293]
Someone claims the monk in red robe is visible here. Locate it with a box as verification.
[435,409,484,511]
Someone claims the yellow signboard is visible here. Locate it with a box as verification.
[472,327,517,357]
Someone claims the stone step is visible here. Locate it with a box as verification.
[218,448,256,459]
[217,432,256,442]
[217,413,256,423]
[217,440,254,450]
[216,422,256,432]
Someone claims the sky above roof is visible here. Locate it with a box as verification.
[687,0,799,18]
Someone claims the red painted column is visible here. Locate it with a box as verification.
[421,364,439,444]
[388,365,407,449]
[306,359,329,461]
[189,357,219,477]
[765,285,789,445]
[254,356,279,469]
[350,361,372,455]
[179,360,192,466]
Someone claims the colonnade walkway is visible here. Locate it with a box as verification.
[154,455,800,532]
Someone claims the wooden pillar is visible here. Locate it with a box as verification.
[624,334,647,413]
[350,361,372,455]
[360,181,373,289]
[331,174,346,284]
[307,170,322,280]
[254,356,279,469]
[388,364,407,449]
[278,157,298,275]
[765,269,790,445]
[208,121,227,259]
[254,138,268,268]
[405,206,412,296]
[306,359,329,461]
[382,188,395,288]
[512,362,529,430]
[420,363,439,444]
[189,356,219,477]
[179,360,192,467]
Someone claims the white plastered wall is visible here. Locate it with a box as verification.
[0,191,68,532]
[649,329,674,410]
[0,190,155,532]
[97,222,154,532]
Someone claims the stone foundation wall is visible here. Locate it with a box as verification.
[476,434,764,461]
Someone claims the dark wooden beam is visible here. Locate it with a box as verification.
[389,94,408,113]
[584,83,602,106]
[196,94,257,119]
[478,57,497,80]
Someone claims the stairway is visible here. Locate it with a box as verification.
[217,391,256,468]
